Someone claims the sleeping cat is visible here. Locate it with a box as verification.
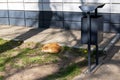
[41,42,61,53]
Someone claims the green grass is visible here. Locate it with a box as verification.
[0,38,103,80]
[44,64,81,80]
[42,60,87,80]
[0,76,4,80]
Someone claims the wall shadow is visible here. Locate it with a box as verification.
[39,0,53,28]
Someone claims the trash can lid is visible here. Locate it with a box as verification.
[79,3,105,13]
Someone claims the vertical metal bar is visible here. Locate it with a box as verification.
[88,42,91,72]
[87,12,91,72]
[95,9,98,17]
[96,44,99,65]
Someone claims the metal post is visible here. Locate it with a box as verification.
[95,9,98,17]
[95,44,99,65]
[87,12,91,72]
[94,8,99,65]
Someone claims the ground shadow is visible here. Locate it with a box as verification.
[39,0,53,28]
[37,60,87,80]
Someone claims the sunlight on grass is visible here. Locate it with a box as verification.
[0,66,5,72]
[42,62,87,80]
[0,76,4,80]
[54,64,81,80]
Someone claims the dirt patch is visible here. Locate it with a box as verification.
[5,64,60,80]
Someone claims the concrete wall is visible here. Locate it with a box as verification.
[0,0,119,32]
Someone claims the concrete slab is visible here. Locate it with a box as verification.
[0,25,82,47]
[0,25,116,48]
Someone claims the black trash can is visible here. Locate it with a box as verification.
[81,15,103,45]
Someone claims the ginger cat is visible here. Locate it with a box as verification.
[41,43,61,53]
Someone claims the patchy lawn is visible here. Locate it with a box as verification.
[0,38,97,80]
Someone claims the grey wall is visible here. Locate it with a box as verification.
[0,0,120,32]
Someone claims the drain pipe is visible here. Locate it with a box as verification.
[104,33,120,53]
